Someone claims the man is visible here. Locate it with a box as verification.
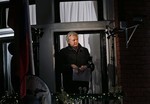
[56,31,94,94]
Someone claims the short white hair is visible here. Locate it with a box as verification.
[66,31,78,42]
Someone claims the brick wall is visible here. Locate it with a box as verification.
[116,0,150,104]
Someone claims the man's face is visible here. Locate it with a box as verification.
[68,35,79,48]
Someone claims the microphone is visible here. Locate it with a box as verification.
[78,87,82,94]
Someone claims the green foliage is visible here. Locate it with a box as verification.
[54,86,124,104]
[0,91,23,104]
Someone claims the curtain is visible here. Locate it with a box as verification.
[3,43,13,94]
[60,1,98,22]
[29,4,36,25]
[59,1,102,93]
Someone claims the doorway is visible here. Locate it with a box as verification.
[54,30,108,94]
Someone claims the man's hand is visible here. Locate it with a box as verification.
[79,65,87,72]
[71,64,79,73]
[71,64,78,69]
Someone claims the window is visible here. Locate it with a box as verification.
[54,0,103,22]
